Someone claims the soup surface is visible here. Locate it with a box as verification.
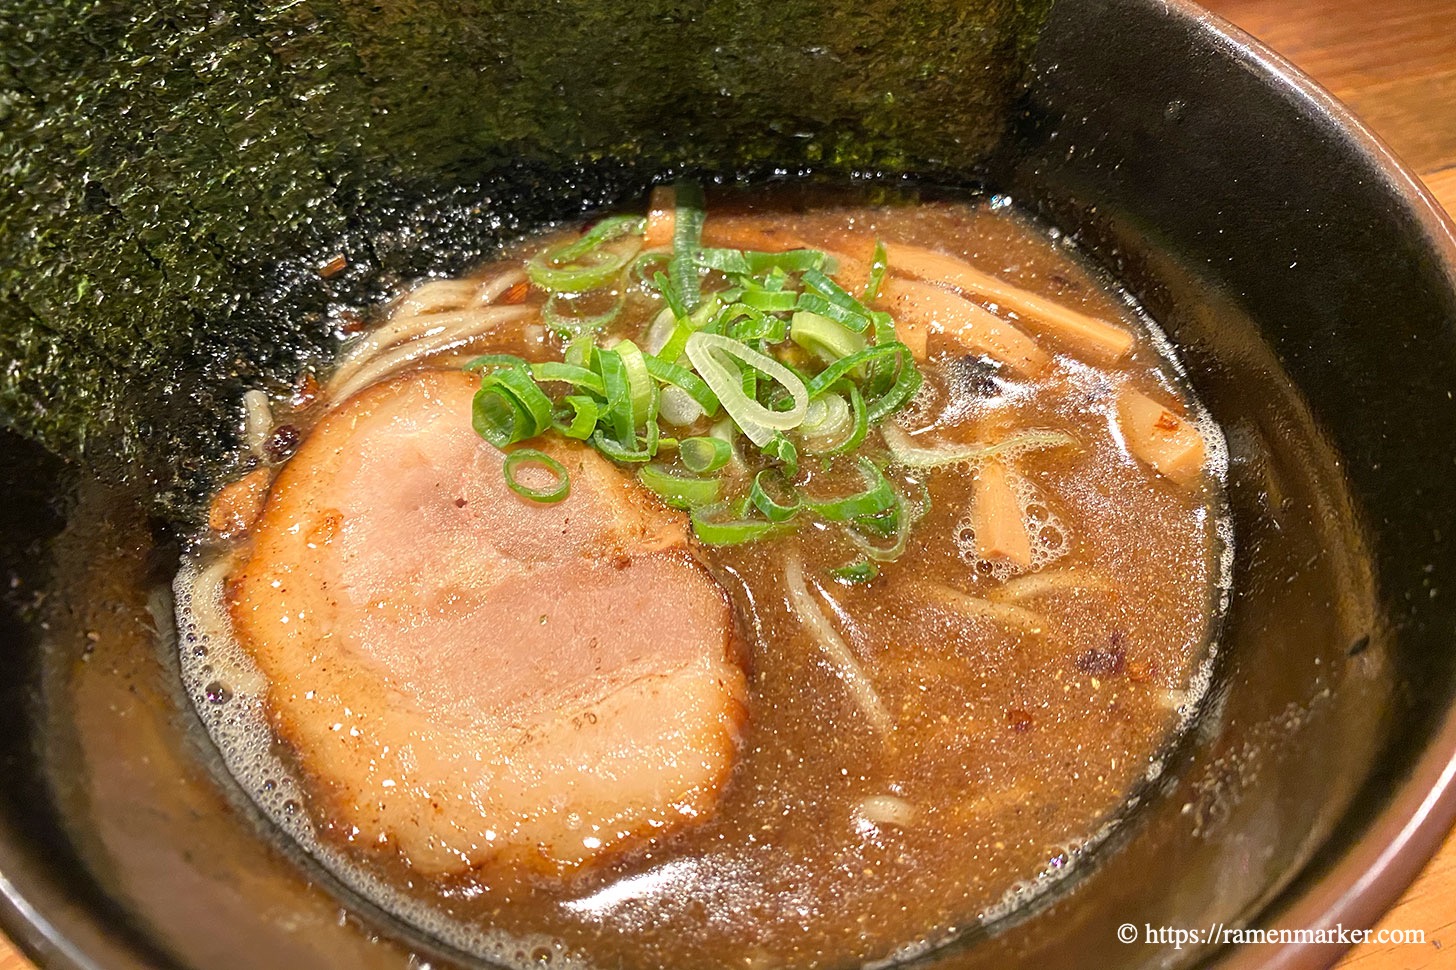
[176,186,1229,969]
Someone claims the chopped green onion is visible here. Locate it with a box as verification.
[654,269,690,321]
[680,436,731,473]
[669,181,706,312]
[563,334,595,368]
[846,502,908,560]
[880,421,1077,469]
[685,332,809,447]
[697,248,829,276]
[762,433,799,479]
[552,215,646,263]
[473,387,526,448]
[527,216,643,294]
[804,342,922,423]
[806,343,895,397]
[631,250,672,287]
[739,357,758,401]
[846,480,929,563]
[864,239,888,303]
[869,310,897,345]
[864,346,923,423]
[852,499,902,539]
[749,470,801,523]
[468,193,937,554]
[800,392,851,453]
[590,428,654,462]
[472,364,553,448]
[492,366,554,433]
[743,249,829,274]
[708,417,742,467]
[825,383,869,456]
[691,501,776,545]
[689,294,723,327]
[739,288,801,313]
[724,303,788,342]
[800,267,872,333]
[530,361,605,395]
[542,291,625,335]
[831,560,880,584]
[503,448,571,503]
[790,310,867,364]
[655,320,694,365]
[808,457,897,521]
[638,463,721,509]
[555,394,600,439]
[695,248,753,275]
[643,354,719,417]
[613,339,655,427]
[595,348,636,445]
[797,292,869,333]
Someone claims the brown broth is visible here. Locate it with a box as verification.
[176,187,1229,970]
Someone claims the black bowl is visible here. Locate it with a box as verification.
[1,0,1454,967]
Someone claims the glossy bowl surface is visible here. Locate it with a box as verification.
[1,1,1454,968]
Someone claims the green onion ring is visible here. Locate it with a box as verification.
[797,291,870,333]
[644,354,720,416]
[806,343,908,399]
[864,240,889,303]
[680,436,731,473]
[530,361,605,395]
[552,215,646,262]
[554,395,601,440]
[527,215,644,294]
[614,339,655,427]
[595,349,635,445]
[685,331,809,447]
[825,383,870,457]
[808,457,896,522]
[638,463,721,509]
[690,502,775,546]
[800,267,872,333]
[790,310,867,364]
[749,469,801,523]
[831,560,880,584]
[542,290,626,335]
[528,249,632,295]
[590,428,654,463]
[503,448,571,503]
[739,288,801,313]
[762,433,799,480]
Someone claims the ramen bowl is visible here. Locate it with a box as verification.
[0,0,1454,967]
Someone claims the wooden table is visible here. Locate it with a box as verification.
[1,1,1453,968]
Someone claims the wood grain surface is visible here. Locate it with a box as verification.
[1,1,1453,968]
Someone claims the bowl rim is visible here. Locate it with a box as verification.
[2,2,1456,969]
[1162,2,1456,967]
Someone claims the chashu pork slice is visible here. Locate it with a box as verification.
[228,369,748,876]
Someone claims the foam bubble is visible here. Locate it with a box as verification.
[954,469,1070,582]
[893,377,941,431]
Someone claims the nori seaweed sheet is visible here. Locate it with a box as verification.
[0,0,1049,517]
